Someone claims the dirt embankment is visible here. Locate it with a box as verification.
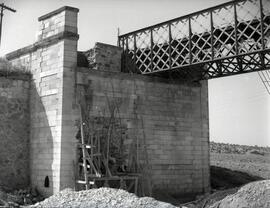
[192,142,270,208]
[208,180,270,208]
[211,152,270,180]
[210,166,263,190]
[182,180,270,208]
[210,141,270,181]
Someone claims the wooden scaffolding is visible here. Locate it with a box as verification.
[75,84,139,194]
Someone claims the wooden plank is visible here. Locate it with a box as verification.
[76,180,95,185]
[77,143,93,149]
[134,177,138,195]
[79,105,89,190]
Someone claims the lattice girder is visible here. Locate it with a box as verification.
[119,0,270,79]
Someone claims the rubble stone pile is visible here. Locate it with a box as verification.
[29,188,176,208]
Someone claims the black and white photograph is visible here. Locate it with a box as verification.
[0,0,269,207]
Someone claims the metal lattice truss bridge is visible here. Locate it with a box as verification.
[118,0,270,80]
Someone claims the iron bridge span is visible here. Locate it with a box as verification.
[118,0,270,80]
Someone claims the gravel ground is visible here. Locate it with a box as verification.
[27,188,177,208]
[209,180,270,208]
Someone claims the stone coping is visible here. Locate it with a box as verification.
[6,31,79,60]
[95,42,123,50]
[38,6,79,21]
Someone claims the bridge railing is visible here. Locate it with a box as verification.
[118,0,270,79]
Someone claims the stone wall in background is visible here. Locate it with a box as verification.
[0,75,30,190]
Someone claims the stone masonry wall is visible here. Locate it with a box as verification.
[76,68,210,195]
[0,75,30,190]
[6,6,79,197]
[84,42,122,72]
[5,5,210,197]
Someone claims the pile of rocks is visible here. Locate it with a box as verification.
[28,188,176,208]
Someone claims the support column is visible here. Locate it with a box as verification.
[6,6,79,196]
[37,6,79,194]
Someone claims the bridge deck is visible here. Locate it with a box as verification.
[118,0,270,80]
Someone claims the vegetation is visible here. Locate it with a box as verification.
[0,58,31,77]
[210,141,270,155]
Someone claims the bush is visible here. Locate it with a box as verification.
[0,58,31,76]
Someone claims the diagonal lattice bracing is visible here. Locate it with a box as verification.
[119,0,270,80]
[236,0,262,54]
[171,19,190,67]
[212,4,237,58]
[203,49,270,79]
[190,11,212,63]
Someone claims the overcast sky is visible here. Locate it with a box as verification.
[1,0,270,146]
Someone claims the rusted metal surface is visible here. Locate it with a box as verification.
[119,0,270,79]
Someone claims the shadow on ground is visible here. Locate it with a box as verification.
[211,166,264,190]
[153,166,264,206]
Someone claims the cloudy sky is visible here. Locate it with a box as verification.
[1,0,270,146]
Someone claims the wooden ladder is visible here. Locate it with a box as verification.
[76,104,102,189]
[75,85,139,194]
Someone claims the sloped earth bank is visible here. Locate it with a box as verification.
[179,166,265,207]
[211,152,270,179]
[27,188,177,208]
[208,180,270,208]
[210,166,263,189]
[181,180,270,208]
